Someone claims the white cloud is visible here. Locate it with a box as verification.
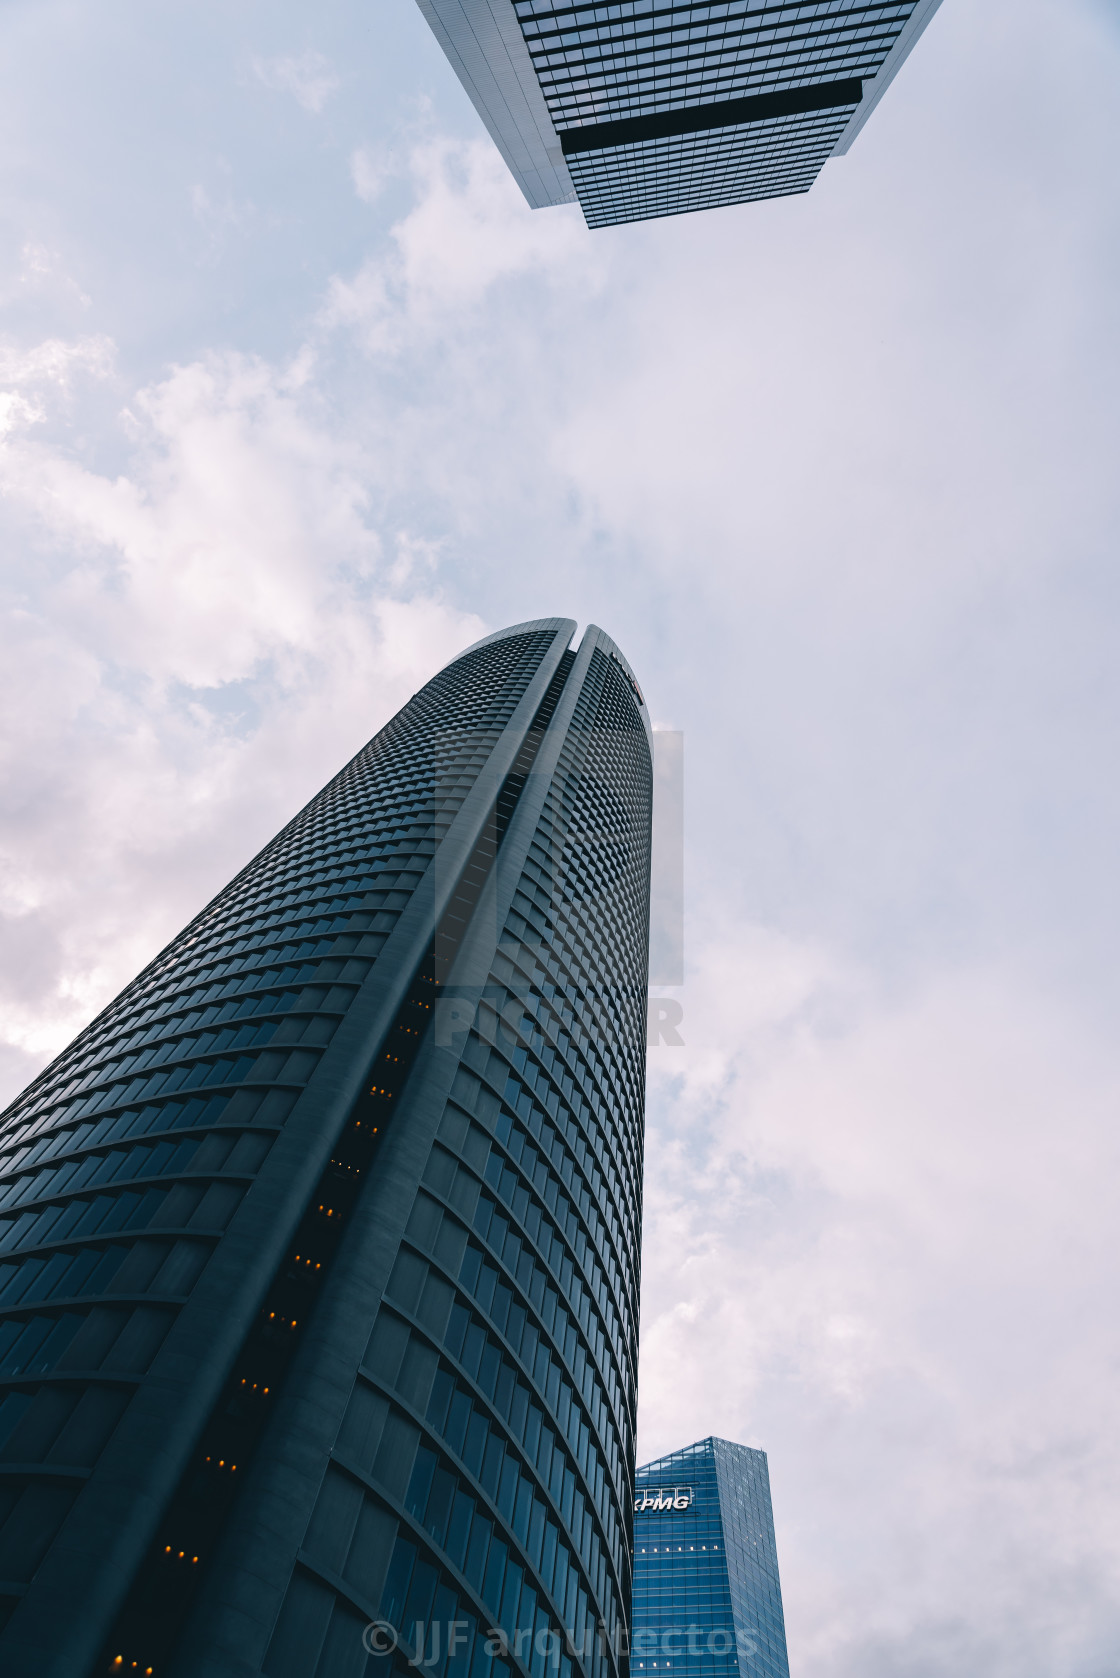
[0,331,112,441]
[0,334,112,383]
[252,49,339,114]
[0,330,483,1083]
[1,134,583,1088]
[1,4,1119,1672]
[0,243,94,310]
[328,137,596,351]
[642,934,1120,1676]
[351,146,394,206]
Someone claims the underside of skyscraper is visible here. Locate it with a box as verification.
[410,0,945,227]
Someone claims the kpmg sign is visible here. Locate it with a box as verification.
[634,1485,693,1513]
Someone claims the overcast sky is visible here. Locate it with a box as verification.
[2,1,1119,1674]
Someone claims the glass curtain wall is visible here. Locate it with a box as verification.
[0,619,652,1678]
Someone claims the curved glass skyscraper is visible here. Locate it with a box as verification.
[0,619,652,1678]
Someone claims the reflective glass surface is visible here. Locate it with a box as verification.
[632,1439,789,1678]
[0,621,653,1678]
[268,636,651,1678]
[512,0,927,225]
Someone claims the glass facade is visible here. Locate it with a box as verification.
[0,619,653,1678]
[412,0,944,227]
[632,1439,788,1678]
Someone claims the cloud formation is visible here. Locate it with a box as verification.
[0,329,484,1087]
[252,49,340,114]
[643,932,1120,1676]
[1,2,1119,1674]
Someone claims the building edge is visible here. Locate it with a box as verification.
[411,0,576,207]
[0,624,579,1678]
[831,0,946,155]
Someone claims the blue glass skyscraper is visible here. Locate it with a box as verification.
[632,1438,789,1678]
[411,0,945,226]
[0,620,652,1678]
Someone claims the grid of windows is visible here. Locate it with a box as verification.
[0,622,653,1678]
[0,624,566,1656]
[516,0,919,127]
[632,1439,788,1678]
[514,0,927,225]
[565,103,858,227]
[253,631,651,1678]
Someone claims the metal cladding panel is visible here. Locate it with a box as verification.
[413,0,576,206]
[832,0,946,154]
[0,618,653,1678]
[633,1437,789,1678]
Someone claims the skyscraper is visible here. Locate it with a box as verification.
[632,1438,789,1678]
[412,0,944,227]
[0,619,652,1678]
